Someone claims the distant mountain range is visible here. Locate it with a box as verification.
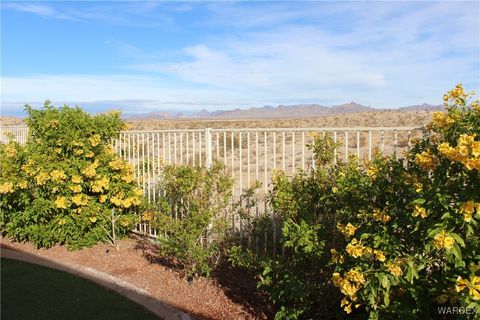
[127,102,443,120]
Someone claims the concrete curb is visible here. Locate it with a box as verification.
[1,247,193,320]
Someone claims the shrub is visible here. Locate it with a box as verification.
[152,162,233,278]
[235,85,480,319]
[0,102,142,249]
[260,144,376,319]
[331,85,479,319]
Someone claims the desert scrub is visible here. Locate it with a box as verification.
[0,102,142,249]
[153,162,233,278]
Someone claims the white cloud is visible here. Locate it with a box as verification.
[2,3,75,20]
[2,1,478,114]
[0,74,268,114]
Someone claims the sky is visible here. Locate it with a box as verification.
[1,0,479,116]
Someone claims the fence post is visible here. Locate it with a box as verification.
[205,127,212,168]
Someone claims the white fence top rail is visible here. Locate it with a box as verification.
[122,126,422,134]
[1,125,421,131]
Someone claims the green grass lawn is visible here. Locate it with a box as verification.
[1,258,161,320]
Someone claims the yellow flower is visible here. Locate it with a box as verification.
[456,276,469,292]
[332,273,343,287]
[337,223,357,237]
[346,239,366,258]
[0,182,15,194]
[89,216,97,223]
[73,141,84,147]
[5,144,17,157]
[443,236,455,250]
[50,169,66,182]
[72,175,83,184]
[105,145,115,155]
[460,201,475,214]
[414,182,423,193]
[372,209,391,223]
[454,275,480,300]
[21,160,37,176]
[110,195,124,206]
[463,212,473,223]
[432,112,455,128]
[69,184,82,193]
[472,141,480,157]
[121,174,134,183]
[344,303,352,314]
[85,150,94,158]
[434,231,446,249]
[49,120,59,128]
[91,176,110,193]
[444,84,468,104]
[412,205,428,218]
[345,268,365,285]
[131,196,141,205]
[374,250,386,262]
[109,158,124,170]
[434,230,455,250]
[331,249,344,264]
[121,197,140,208]
[466,159,476,170]
[74,148,84,155]
[458,134,475,147]
[120,219,130,227]
[470,276,480,301]
[460,201,476,222]
[133,187,143,197]
[142,211,154,222]
[415,151,437,170]
[89,134,101,147]
[58,218,66,225]
[367,165,378,180]
[17,180,28,189]
[82,164,96,178]
[72,194,88,206]
[386,260,403,277]
[35,171,50,185]
[55,196,68,209]
[99,195,107,203]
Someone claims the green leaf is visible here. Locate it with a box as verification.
[451,243,463,262]
[412,198,426,205]
[450,233,465,248]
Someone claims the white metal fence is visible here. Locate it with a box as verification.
[1,125,422,241]
[0,126,28,144]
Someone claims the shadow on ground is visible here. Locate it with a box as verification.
[134,236,275,320]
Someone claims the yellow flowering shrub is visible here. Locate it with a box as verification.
[0,102,142,248]
[249,85,479,319]
[327,85,480,318]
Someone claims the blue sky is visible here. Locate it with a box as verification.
[1,1,479,116]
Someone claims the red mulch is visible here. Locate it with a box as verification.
[0,235,274,320]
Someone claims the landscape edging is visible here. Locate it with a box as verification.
[0,246,193,320]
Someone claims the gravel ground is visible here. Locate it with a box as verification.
[0,235,273,320]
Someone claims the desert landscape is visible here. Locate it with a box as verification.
[1,109,435,129]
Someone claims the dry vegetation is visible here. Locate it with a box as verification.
[0,116,24,126]
[125,110,434,130]
[1,110,434,129]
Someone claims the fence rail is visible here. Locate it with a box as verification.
[1,125,422,241]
